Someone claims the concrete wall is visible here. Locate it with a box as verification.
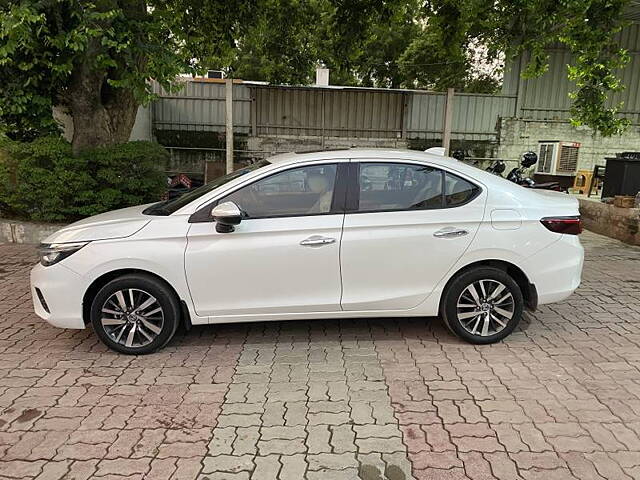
[579,198,640,246]
[497,118,640,171]
[0,219,62,244]
[129,106,153,141]
[247,135,408,155]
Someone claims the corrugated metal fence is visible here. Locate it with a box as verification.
[500,24,640,124]
[152,81,252,134]
[406,91,516,140]
[151,80,517,142]
[254,86,405,138]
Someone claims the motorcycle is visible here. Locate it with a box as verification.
[506,151,563,191]
[485,159,506,176]
[461,150,563,192]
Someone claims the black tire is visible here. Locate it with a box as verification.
[441,267,523,344]
[90,274,180,354]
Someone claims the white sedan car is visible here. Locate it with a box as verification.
[31,149,584,354]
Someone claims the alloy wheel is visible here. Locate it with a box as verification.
[456,279,514,337]
[100,288,165,348]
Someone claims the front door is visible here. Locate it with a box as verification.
[185,162,345,317]
[340,160,486,311]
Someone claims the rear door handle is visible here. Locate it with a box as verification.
[300,235,336,246]
[434,227,469,238]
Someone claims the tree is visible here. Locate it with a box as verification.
[423,0,632,135]
[0,0,253,153]
[1,0,634,145]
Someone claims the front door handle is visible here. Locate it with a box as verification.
[300,235,336,246]
[434,227,469,238]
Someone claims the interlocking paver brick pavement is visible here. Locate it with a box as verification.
[1,230,640,479]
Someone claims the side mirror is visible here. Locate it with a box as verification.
[211,201,242,233]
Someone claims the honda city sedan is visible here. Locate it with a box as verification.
[31,149,584,354]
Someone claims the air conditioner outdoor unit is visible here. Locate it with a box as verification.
[536,141,581,176]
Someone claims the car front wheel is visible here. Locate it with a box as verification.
[442,267,524,344]
[90,274,180,354]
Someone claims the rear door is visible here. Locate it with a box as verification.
[339,160,486,311]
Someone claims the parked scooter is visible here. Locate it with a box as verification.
[506,151,563,192]
[485,159,506,176]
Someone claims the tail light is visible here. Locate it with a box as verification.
[540,216,582,235]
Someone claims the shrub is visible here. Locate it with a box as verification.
[0,136,168,222]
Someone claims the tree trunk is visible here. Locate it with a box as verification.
[68,67,139,155]
[66,0,145,156]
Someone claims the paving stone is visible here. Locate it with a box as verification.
[356,437,406,454]
[259,425,306,440]
[250,455,280,480]
[307,424,332,454]
[95,458,151,477]
[354,424,401,439]
[306,468,360,479]
[308,411,350,425]
[1,231,640,480]
[306,453,358,471]
[279,454,307,480]
[257,437,306,455]
[201,455,255,474]
[208,427,237,456]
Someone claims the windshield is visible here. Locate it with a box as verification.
[143,160,270,216]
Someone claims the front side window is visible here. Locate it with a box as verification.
[221,164,338,218]
[356,162,443,212]
[144,160,270,216]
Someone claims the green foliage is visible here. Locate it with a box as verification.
[0,0,634,142]
[223,0,502,92]
[0,0,254,144]
[0,137,167,222]
[479,0,632,136]
[226,0,633,135]
[228,0,318,84]
[563,0,631,136]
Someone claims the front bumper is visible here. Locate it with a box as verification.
[30,262,86,329]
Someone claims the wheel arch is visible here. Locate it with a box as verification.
[82,268,192,330]
[439,259,538,313]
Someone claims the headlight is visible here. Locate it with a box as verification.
[38,242,88,267]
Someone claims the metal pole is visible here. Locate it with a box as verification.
[514,52,526,118]
[442,88,454,156]
[225,77,234,173]
[321,90,325,149]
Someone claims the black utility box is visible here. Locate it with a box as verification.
[602,152,640,198]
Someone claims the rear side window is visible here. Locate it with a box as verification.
[356,163,443,212]
[444,172,480,207]
[353,163,479,212]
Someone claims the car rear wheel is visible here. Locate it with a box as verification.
[90,274,180,354]
[442,267,523,344]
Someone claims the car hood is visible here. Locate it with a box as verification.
[42,204,153,244]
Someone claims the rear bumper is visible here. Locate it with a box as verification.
[30,263,86,329]
[523,234,584,305]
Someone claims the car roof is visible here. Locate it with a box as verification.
[267,148,458,166]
